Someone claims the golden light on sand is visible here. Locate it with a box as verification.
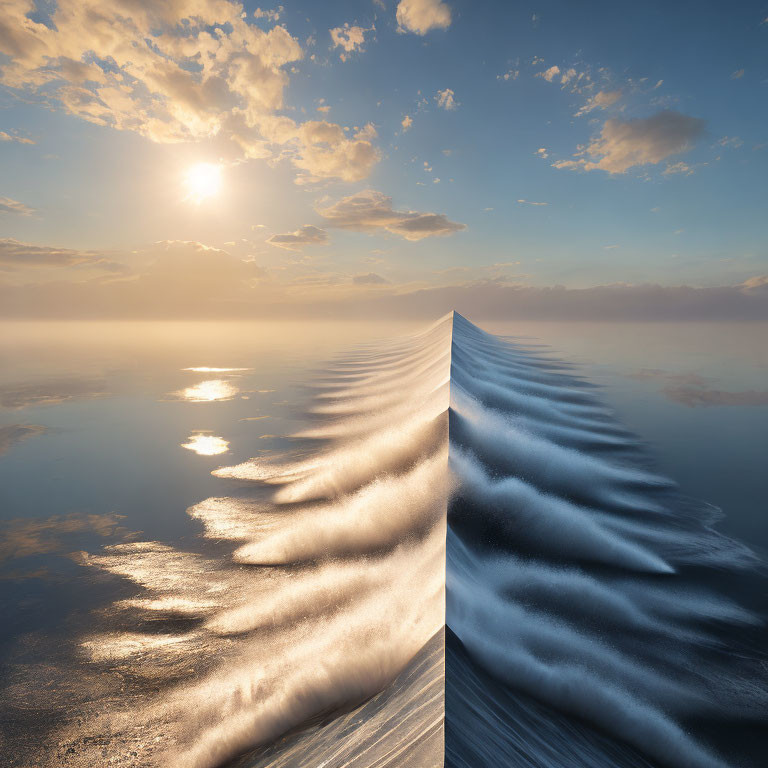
[184,162,223,204]
[181,432,230,456]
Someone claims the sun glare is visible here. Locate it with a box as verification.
[184,162,223,204]
[175,379,238,402]
[181,432,230,456]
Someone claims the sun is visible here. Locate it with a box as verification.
[184,162,223,204]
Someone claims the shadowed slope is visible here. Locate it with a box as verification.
[446,312,766,768]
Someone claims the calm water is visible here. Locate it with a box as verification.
[0,321,413,650]
[0,319,766,766]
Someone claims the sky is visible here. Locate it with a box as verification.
[0,0,767,319]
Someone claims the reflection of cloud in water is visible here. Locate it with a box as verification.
[630,368,768,407]
[174,379,238,402]
[0,513,132,564]
[181,433,229,456]
[0,379,108,409]
[0,423,46,455]
[663,385,768,407]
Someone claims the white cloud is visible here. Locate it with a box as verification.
[663,161,695,176]
[396,0,452,35]
[0,1,301,142]
[536,60,607,96]
[436,88,457,110]
[0,0,381,184]
[497,69,519,81]
[553,110,706,174]
[731,69,745,79]
[401,115,413,131]
[254,7,283,22]
[537,65,561,83]
[0,238,126,271]
[267,225,329,251]
[317,189,466,241]
[0,197,35,216]
[718,135,743,149]
[330,24,371,61]
[574,89,622,117]
[517,199,548,206]
[289,120,380,184]
[740,275,768,293]
[0,131,34,144]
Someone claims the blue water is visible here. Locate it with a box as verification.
[0,316,765,767]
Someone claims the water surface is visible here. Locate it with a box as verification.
[0,318,765,767]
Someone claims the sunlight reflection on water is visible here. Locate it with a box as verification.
[181,433,230,456]
[175,379,238,402]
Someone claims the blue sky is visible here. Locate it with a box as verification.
[0,0,767,316]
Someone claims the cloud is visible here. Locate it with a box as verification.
[254,7,283,22]
[731,69,745,80]
[267,225,329,251]
[574,89,622,117]
[401,115,413,131]
[497,70,519,81]
[352,272,389,285]
[0,424,46,456]
[0,131,34,144]
[0,238,126,271]
[330,24,371,61]
[317,189,466,241]
[662,161,695,176]
[436,88,458,110]
[328,280,768,321]
[517,199,548,206]
[0,239,273,319]
[0,0,380,183]
[717,135,743,149]
[535,147,549,159]
[740,275,768,293]
[0,197,34,216]
[396,0,452,35]
[535,61,598,93]
[537,65,560,83]
[291,120,380,184]
[0,0,301,140]
[2,262,768,322]
[553,110,706,174]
